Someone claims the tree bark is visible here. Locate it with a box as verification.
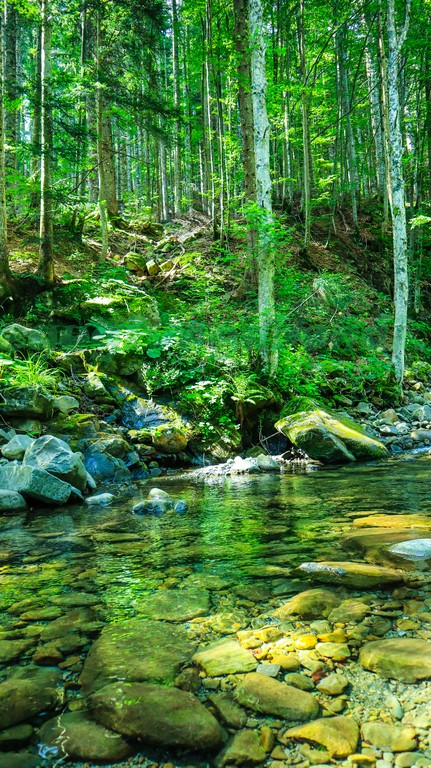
[37,0,54,283]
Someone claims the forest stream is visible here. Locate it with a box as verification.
[2,451,431,768]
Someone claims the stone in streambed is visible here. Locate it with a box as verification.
[234,672,319,721]
[208,692,248,729]
[361,723,416,752]
[274,588,341,620]
[215,730,267,767]
[0,725,34,749]
[137,587,210,621]
[0,490,27,513]
[39,711,134,762]
[0,753,41,768]
[316,673,349,696]
[0,638,36,664]
[0,464,79,505]
[89,682,223,751]
[360,638,431,683]
[285,717,359,758]
[0,667,61,728]
[388,538,431,561]
[193,638,257,676]
[353,515,431,530]
[295,561,404,588]
[79,618,195,694]
[328,598,369,623]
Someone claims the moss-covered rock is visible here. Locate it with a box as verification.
[0,324,49,353]
[152,424,188,453]
[276,401,388,464]
[39,711,134,762]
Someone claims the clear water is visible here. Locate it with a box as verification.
[1,452,431,763]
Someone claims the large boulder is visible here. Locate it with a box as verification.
[0,464,80,505]
[39,711,134,762]
[276,401,388,464]
[83,449,131,484]
[0,324,49,353]
[1,435,34,460]
[89,682,223,751]
[152,424,188,453]
[0,389,53,420]
[79,618,196,695]
[0,489,27,513]
[0,668,61,729]
[23,435,87,492]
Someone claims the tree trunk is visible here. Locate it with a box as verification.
[336,22,359,231]
[4,1,18,177]
[37,0,54,284]
[249,0,277,375]
[0,10,12,303]
[172,0,182,216]
[298,0,311,248]
[387,0,411,386]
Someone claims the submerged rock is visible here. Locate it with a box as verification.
[359,638,431,683]
[193,638,257,676]
[295,561,405,588]
[89,682,223,751]
[39,711,134,762]
[276,401,388,464]
[0,668,61,729]
[79,618,196,694]
[136,587,210,622]
[275,588,341,620]
[285,716,359,758]
[361,722,416,752]
[353,514,431,530]
[215,730,267,767]
[234,672,319,720]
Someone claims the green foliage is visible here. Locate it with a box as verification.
[0,353,62,394]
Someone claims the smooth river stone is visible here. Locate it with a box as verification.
[215,730,267,768]
[136,588,210,622]
[388,539,431,560]
[285,716,359,758]
[193,638,257,676]
[39,711,134,762]
[89,682,223,751]
[274,588,341,620]
[0,638,36,664]
[295,561,405,588]
[234,672,319,721]
[360,638,431,683]
[342,528,428,555]
[79,618,196,694]
[361,722,417,752]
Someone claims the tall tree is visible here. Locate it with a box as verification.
[37,0,54,283]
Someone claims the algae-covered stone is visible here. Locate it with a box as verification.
[89,682,223,751]
[275,588,341,620]
[234,672,319,721]
[79,618,196,694]
[39,711,134,762]
[316,642,351,661]
[0,638,36,664]
[359,638,431,683]
[152,424,188,453]
[275,402,388,464]
[353,514,431,530]
[285,716,359,758]
[52,395,80,414]
[0,324,49,353]
[295,561,404,588]
[208,692,248,729]
[193,638,257,676]
[316,673,349,696]
[328,599,369,624]
[0,668,61,728]
[215,730,267,767]
[48,413,100,440]
[137,588,210,622]
[0,389,53,420]
[362,723,416,752]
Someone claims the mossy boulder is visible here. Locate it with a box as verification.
[48,413,100,442]
[39,711,134,762]
[275,400,388,464]
[0,324,49,353]
[152,424,188,453]
[0,389,53,420]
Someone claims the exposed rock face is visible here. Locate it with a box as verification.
[0,668,61,729]
[0,324,50,353]
[38,711,134,762]
[88,682,223,751]
[234,673,319,721]
[79,618,196,694]
[285,717,359,758]
[359,639,431,683]
[23,435,87,492]
[276,402,388,464]
[0,464,80,505]
[294,561,405,588]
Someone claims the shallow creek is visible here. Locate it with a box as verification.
[1,451,431,768]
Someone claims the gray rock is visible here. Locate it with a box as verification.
[0,489,27,512]
[84,449,131,484]
[0,324,49,353]
[86,493,115,506]
[256,454,280,471]
[388,538,431,560]
[23,435,87,492]
[1,435,34,460]
[0,464,80,505]
[52,395,80,414]
[215,730,267,767]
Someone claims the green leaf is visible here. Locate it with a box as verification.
[146,348,161,359]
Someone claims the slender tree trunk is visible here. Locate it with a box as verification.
[378,8,391,232]
[298,0,311,248]
[249,0,277,374]
[96,11,109,256]
[30,26,42,209]
[37,0,54,283]
[0,10,12,302]
[365,35,385,196]
[387,0,411,386]
[4,1,17,177]
[336,22,359,231]
[172,0,181,216]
